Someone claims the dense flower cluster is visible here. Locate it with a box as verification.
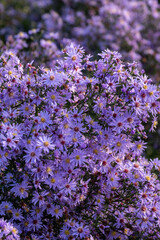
[42,0,160,80]
[1,0,160,238]
[1,0,160,82]
[0,218,19,239]
[0,44,160,239]
[2,30,62,69]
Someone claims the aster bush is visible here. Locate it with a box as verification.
[1,0,160,83]
[2,30,62,69]
[40,0,160,82]
[0,44,160,239]
[0,218,19,240]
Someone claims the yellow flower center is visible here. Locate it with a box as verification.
[153,121,158,127]
[25,107,29,111]
[20,188,25,193]
[46,167,51,173]
[145,176,151,181]
[72,56,77,61]
[9,52,14,56]
[25,208,29,212]
[41,117,46,123]
[116,142,122,147]
[64,230,70,235]
[98,103,103,108]
[64,122,69,129]
[134,174,139,179]
[51,178,56,183]
[36,208,40,213]
[72,137,77,142]
[149,91,153,96]
[65,158,70,164]
[76,155,80,160]
[89,120,94,125]
[4,152,8,157]
[4,118,8,123]
[93,149,98,154]
[44,141,49,147]
[24,221,29,227]
[51,95,56,100]
[137,144,142,149]
[7,210,12,213]
[112,231,116,236]
[19,32,24,37]
[54,208,59,214]
[12,133,17,136]
[12,228,17,234]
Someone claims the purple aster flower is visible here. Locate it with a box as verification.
[36,134,55,153]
